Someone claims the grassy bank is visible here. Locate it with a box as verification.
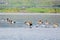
[0,8,60,13]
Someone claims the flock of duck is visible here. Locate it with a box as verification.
[25,20,59,28]
[1,18,59,28]
[1,18,16,24]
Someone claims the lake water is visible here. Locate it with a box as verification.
[0,14,60,40]
[0,14,60,28]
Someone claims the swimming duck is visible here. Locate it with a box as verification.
[24,21,32,28]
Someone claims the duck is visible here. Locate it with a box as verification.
[36,20,44,28]
[38,20,43,25]
[53,23,58,28]
[6,18,16,24]
[45,20,50,25]
[24,21,32,28]
[44,20,50,28]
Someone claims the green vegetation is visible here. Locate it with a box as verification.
[0,0,60,13]
[0,8,60,13]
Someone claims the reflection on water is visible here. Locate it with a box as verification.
[0,15,60,27]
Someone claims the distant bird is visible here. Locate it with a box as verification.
[36,20,43,28]
[53,23,58,28]
[1,18,16,24]
[44,20,50,28]
[6,18,16,24]
[24,21,32,28]
[45,20,50,25]
[38,20,43,25]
